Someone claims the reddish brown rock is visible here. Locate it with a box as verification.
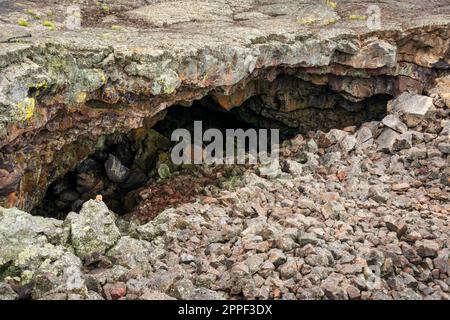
[103,282,127,300]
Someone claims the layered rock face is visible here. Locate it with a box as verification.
[0,0,449,210]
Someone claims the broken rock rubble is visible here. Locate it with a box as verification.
[0,92,449,300]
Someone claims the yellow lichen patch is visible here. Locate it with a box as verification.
[100,33,110,40]
[326,0,337,10]
[297,17,318,25]
[99,3,111,12]
[36,80,48,90]
[17,248,33,265]
[163,84,176,95]
[17,97,36,121]
[27,80,48,96]
[348,14,367,21]
[324,18,337,25]
[75,92,87,104]
[202,73,209,83]
[157,76,179,95]
[21,270,34,285]
[99,72,107,85]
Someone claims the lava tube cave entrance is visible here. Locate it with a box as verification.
[31,76,390,220]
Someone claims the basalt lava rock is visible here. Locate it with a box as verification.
[0,0,449,212]
[66,200,121,260]
[104,154,130,183]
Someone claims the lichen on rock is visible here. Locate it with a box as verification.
[65,200,121,260]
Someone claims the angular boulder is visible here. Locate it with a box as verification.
[381,114,408,134]
[376,128,400,153]
[387,93,435,127]
[104,154,130,183]
[0,206,86,299]
[66,200,121,260]
[436,76,450,108]
[106,236,153,271]
[0,207,68,265]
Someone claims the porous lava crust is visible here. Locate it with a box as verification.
[0,1,450,302]
[0,0,449,210]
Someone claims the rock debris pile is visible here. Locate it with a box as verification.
[1,90,448,300]
[0,0,449,301]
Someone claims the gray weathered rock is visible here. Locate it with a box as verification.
[282,159,303,177]
[0,282,18,300]
[437,143,450,154]
[382,114,408,134]
[140,290,176,300]
[279,257,298,280]
[0,206,68,265]
[376,128,400,153]
[105,154,130,183]
[392,132,413,151]
[355,126,374,147]
[388,93,435,127]
[415,240,440,258]
[337,135,357,154]
[106,236,152,270]
[66,200,121,260]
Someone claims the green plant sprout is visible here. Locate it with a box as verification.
[43,20,56,31]
[18,18,29,27]
[25,9,40,20]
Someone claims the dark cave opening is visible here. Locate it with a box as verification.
[31,79,390,219]
[31,97,271,219]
